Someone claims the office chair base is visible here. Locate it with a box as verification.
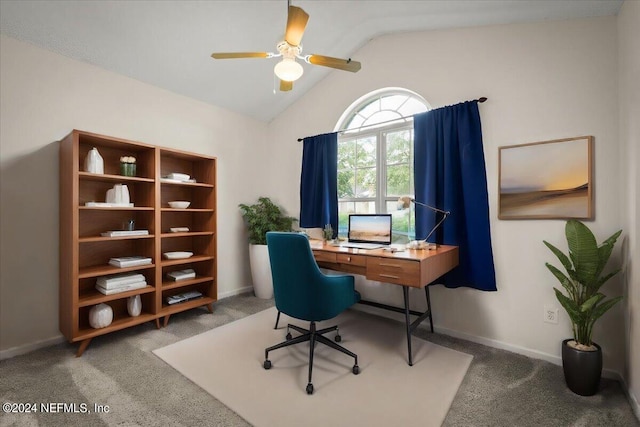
[264,321,359,394]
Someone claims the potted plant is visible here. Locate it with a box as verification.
[543,220,623,396]
[239,197,297,299]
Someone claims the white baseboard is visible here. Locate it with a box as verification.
[217,285,254,299]
[434,325,623,380]
[626,382,640,420]
[0,335,66,361]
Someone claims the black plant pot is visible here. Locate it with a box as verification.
[561,338,602,396]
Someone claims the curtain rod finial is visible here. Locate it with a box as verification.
[478,97,487,103]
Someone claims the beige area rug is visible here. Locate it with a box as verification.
[154,307,472,427]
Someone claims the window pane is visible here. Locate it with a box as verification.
[387,201,415,244]
[337,201,353,236]
[337,169,355,198]
[356,137,376,168]
[338,139,356,169]
[386,130,411,164]
[355,167,376,197]
[386,164,411,196]
[380,95,408,111]
[358,98,380,119]
[398,97,429,116]
[354,201,376,214]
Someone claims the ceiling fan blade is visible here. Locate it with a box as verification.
[284,6,309,46]
[211,52,269,59]
[280,80,293,91]
[307,54,361,72]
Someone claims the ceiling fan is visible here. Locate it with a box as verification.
[211,1,361,92]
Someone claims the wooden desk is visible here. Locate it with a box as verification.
[310,240,459,366]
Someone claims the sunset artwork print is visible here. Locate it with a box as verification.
[498,136,593,219]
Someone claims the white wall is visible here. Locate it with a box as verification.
[267,17,628,373]
[0,35,269,353]
[618,0,640,416]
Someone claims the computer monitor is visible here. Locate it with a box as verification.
[348,214,392,245]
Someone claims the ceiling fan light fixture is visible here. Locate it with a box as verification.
[274,58,303,82]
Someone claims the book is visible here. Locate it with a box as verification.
[95,281,147,295]
[167,269,196,281]
[97,273,146,289]
[108,257,152,268]
[85,202,134,208]
[169,227,190,233]
[101,230,149,237]
[166,290,203,305]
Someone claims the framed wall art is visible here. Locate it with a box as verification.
[498,136,593,220]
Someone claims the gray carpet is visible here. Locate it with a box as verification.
[1,293,638,427]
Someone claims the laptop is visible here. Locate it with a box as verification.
[341,214,392,250]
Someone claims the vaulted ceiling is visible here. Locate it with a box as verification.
[0,1,623,122]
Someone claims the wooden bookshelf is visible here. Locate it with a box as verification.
[59,130,217,356]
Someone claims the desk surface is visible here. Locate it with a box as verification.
[310,240,459,288]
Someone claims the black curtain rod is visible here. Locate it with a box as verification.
[298,97,488,142]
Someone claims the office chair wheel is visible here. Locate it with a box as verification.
[334,334,341,342]
[353,365,360,375]
[286,333,292,340]
[306,383,314,395]
[263,360,272,370]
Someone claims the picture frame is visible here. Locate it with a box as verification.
[498,136,593,220]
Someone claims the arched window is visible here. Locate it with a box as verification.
[335,88,430,243]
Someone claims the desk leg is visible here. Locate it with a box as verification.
[402,286,413,366]
[425,286,434,333]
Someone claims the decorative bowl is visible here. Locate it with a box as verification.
[168,201,190,209]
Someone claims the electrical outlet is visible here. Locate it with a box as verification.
[544,305,559,324]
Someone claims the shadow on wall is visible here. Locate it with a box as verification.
[0,141,61,349]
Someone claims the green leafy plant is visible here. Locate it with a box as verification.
[323,224,334,241]
[238,197,297,245]
[544,220,623,348]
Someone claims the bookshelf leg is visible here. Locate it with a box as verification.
[155,318,161,329]
[76,338,92,357]
[206,303,213,313]
[163,315,171,327]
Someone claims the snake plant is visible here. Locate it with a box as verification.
[543,220,623,348]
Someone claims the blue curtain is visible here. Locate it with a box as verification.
[299,132,338,237]
[413,101,496,291]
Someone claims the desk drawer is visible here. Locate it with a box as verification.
[366,258,420,286]
[313,251,336,263]
[336,253,366,267]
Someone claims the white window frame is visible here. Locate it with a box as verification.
[335,88,430,240]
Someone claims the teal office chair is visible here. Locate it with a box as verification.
[263,232,361,395]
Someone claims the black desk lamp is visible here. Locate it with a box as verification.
[397,196,450,250]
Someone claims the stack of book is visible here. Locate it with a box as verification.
[96,273,147,295]
[101,230,149,237]
[108,256,152,268]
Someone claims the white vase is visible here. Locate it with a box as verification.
[84,147,104,174]
[115,184,130,204]
[89,303,113,329]
[106,184,130,204]
[249,244,273,299]
[127,295,142,317]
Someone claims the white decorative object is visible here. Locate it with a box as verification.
[89,303,113,329]
[84,147,104,174]
[105,184,130,204]
[127,295,142,317]
[163,251,194,259]
[168,201,190,209]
